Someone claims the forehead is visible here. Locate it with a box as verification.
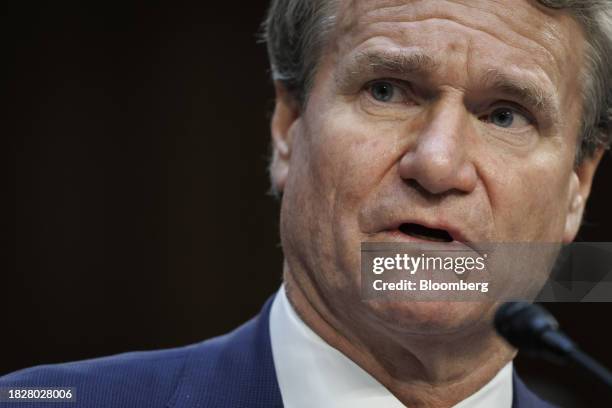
[334,0,581,64]
[328,0,585,107]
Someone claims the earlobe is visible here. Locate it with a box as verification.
[270,82,300,194]
[563,173,583,243]
[562,148,605,242]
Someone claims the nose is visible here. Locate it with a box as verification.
[398,98,477,195]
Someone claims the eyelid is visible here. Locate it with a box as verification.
[364,78,415,103]
[487,102,534,122]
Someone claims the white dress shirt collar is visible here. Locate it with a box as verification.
[269,284,513,408]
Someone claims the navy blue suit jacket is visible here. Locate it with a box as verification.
[0,296,555,407]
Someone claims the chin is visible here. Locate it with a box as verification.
[363,300,495,336]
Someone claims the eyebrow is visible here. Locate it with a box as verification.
[336,49,562,126]
[480,69,561,126]
[356,49,439,75]
[336,49,438,87]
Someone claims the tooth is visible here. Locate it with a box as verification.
[410,232,443,242]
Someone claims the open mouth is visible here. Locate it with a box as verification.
[398,223,453,243]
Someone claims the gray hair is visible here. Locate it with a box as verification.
[261,0,612,162]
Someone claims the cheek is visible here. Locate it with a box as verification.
[304,106,398,212]
[279,111,370,262]
[280,105,402,285]
[487,152,571,241]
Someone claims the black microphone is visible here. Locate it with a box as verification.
[494,301,612,389]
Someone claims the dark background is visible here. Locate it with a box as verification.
[5,2,612,407]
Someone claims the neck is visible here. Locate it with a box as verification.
[283,262,516,408]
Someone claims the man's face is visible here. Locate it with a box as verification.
[271,0,600,332]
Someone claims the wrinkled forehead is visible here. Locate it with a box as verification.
[330,0,585,90]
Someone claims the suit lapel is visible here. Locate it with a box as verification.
[168,295,283,408]
[512,369,556,408]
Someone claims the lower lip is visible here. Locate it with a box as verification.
[371,229,473,251]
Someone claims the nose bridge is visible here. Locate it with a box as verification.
[399,95,477,195]
[419,97,466,164]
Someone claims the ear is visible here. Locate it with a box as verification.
[563,147,606,242]
[270,82,300,194]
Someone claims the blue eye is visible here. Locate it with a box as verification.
[481,106,532,129]
[491,108,514,128]
[370,81,395,102]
